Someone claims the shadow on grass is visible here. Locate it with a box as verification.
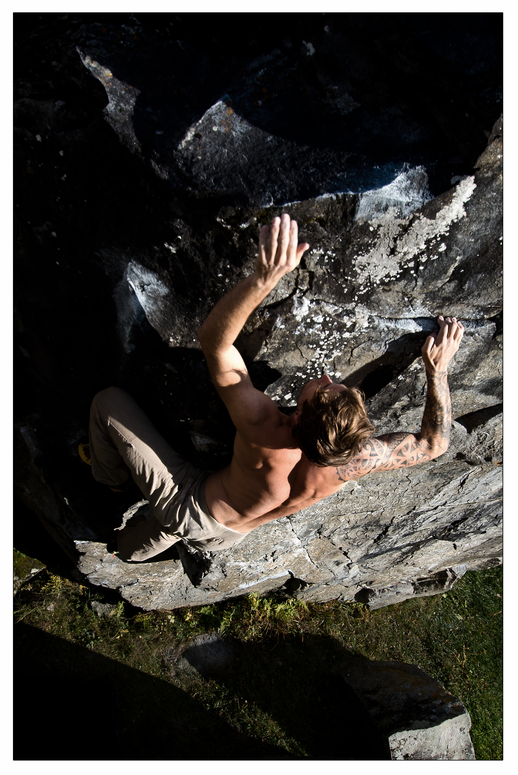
[13,623,289,760]
[14,621,388,760]
[194,632,390,760]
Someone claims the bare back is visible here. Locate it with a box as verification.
[205,411,345,532]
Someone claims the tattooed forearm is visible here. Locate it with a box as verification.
[420,370,452,453]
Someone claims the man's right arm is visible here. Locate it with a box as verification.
[335,316,464,481]
[197,214,309,434]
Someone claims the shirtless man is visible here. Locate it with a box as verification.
[88,213,464,561]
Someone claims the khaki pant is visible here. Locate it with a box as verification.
[89,387,248,561]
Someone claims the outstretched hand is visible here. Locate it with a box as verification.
[422,316,464,374]
[256,213,310,286]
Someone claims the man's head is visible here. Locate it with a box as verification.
[291,375,374,466]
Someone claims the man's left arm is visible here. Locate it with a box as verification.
[336,316,464,481]
[197,214,309,431]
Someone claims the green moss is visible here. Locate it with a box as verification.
[13,548,45,581]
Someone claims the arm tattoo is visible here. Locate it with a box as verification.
[335,370,451,483]
[335,434,432,482]
[420,370,451,450]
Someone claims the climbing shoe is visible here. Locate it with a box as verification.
[107,537,118,554]
[78,440,92,466]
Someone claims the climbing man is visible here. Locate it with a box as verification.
[85,213,464,561]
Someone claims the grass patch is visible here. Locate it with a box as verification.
[13,564,502,760]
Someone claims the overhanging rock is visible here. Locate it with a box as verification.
[14,14,502,611]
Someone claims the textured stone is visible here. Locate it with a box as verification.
[14,13,502,611]
[339,658,476,760]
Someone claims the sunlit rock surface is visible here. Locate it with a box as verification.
[14,13,502,610]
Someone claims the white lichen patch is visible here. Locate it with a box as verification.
[354,176,476,287]
[292,296,311,321]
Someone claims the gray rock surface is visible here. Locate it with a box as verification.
[14,13,502,611]
[339,657,476,760]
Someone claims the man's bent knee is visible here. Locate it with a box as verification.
[92,386,128,412]
[115,516,181,562]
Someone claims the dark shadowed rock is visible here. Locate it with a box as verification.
[164,633,241,677]
[14,12,502,611]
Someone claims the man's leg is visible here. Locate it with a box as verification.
[114,514,182,561]
[89,387,193,507]
[89,387,197,560]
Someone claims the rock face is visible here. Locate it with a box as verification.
[339,658,476,760]
[14,13,502,610]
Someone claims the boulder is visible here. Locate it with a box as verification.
[14,13,502,610]
[339,657,476,760]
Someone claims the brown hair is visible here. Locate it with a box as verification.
[293,385,375,466]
